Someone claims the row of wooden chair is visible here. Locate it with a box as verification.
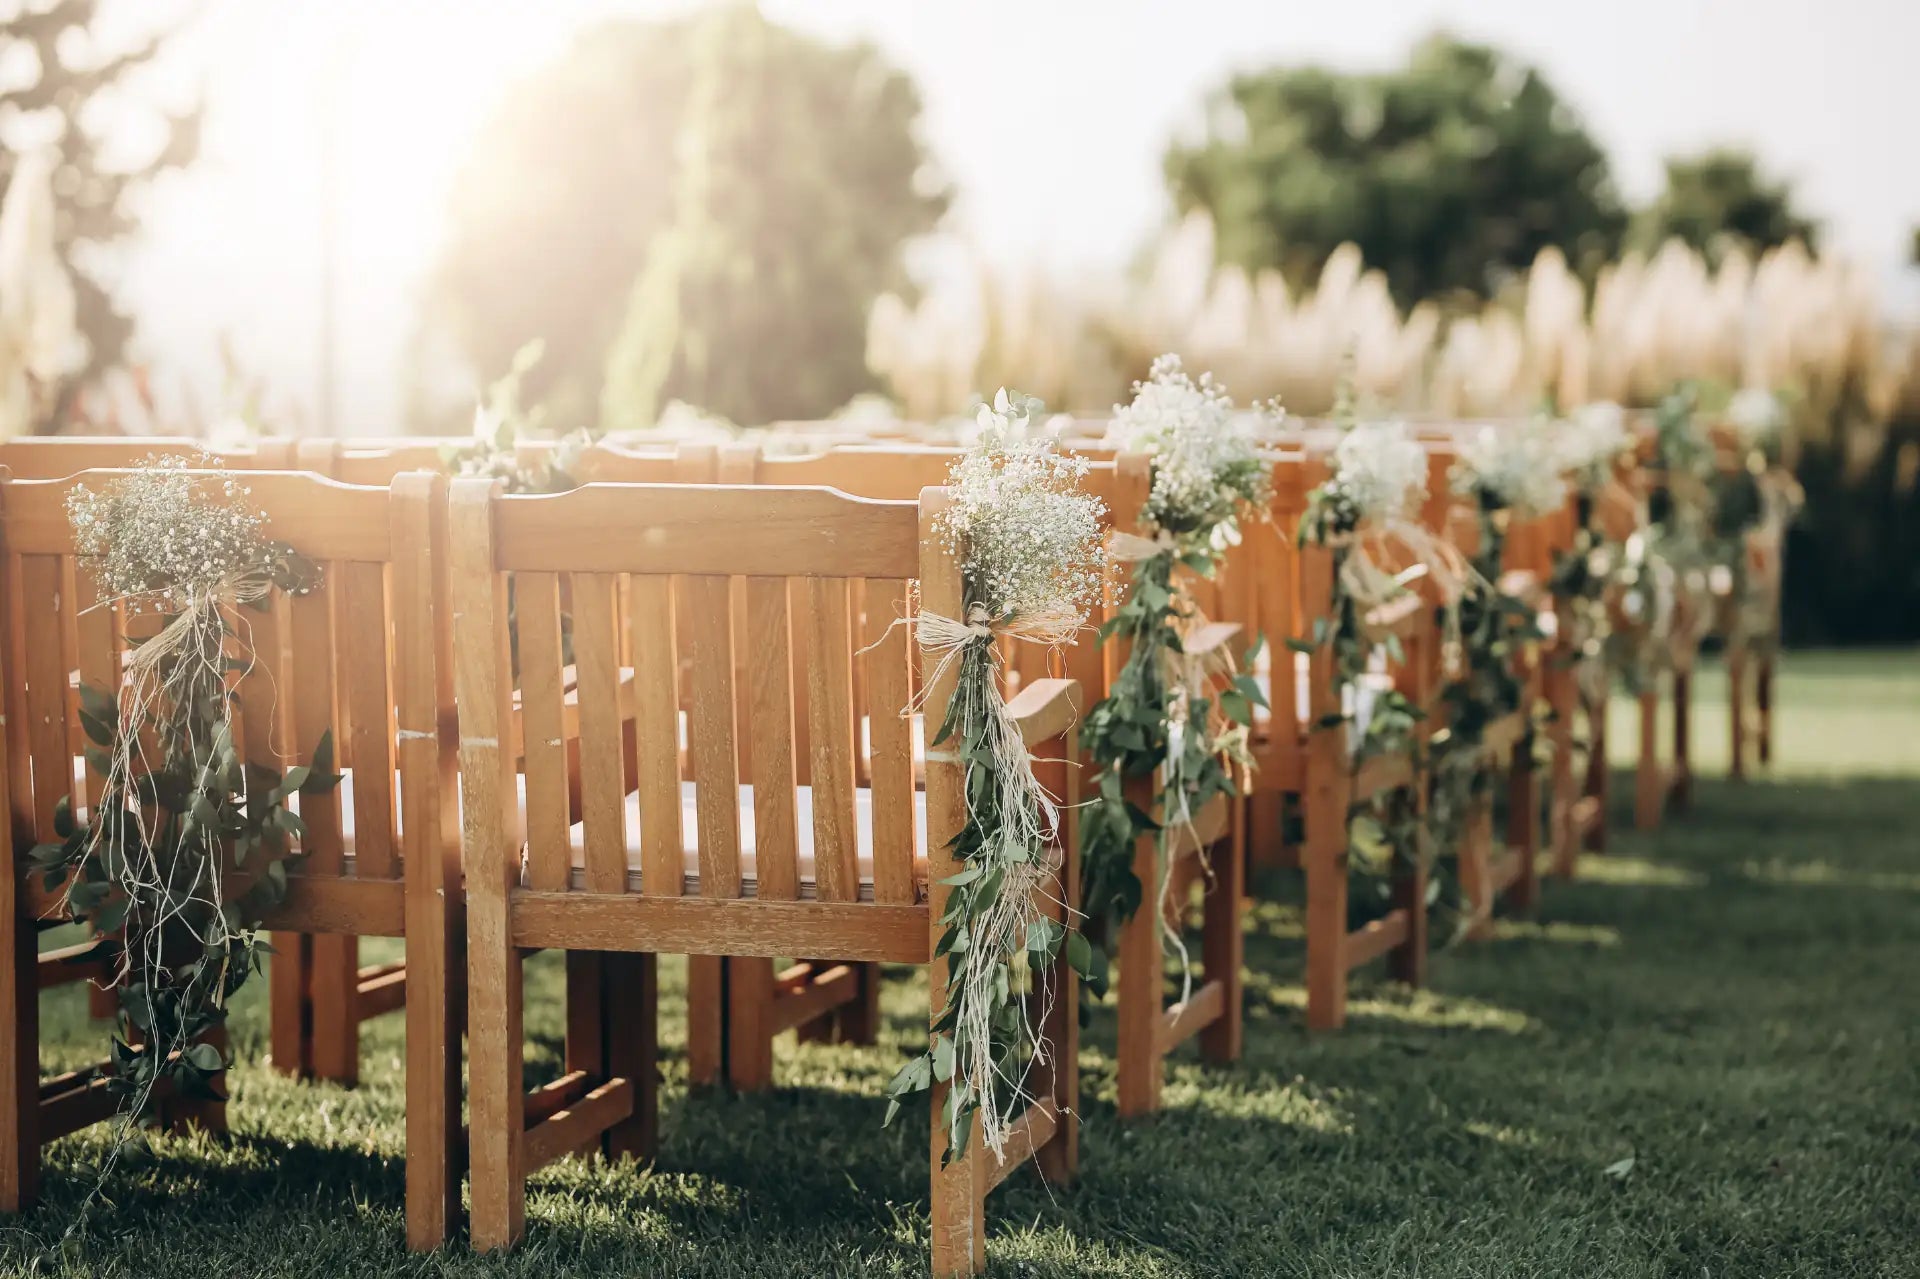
[0,420,1682,1272]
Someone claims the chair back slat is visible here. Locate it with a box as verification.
[863,575,918,905]
[743,575,799,900]
[570,573,629,895]
[72,568,121,817]
[291,583,345,875]
[684,573,742,898]
[341,561,398,879]
[18,554,72,843]
[628,574,685,896]
[513,571,571,892]
[802,576,859,902]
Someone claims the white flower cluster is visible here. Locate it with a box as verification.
[941,391,1107,622]
[67,455,268,607]
[1332,419,1429,525]
[1556,401,1633,488]
[1106,354,1273,536]
[1726,387,1786,448]
[1455,423,1570,517]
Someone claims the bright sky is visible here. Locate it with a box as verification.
[113,0,1920,432]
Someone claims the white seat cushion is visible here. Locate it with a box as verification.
[548,782,928,901]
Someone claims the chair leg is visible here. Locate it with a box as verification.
[406,903,461,1249]
[685,955,725,1089]
[1115,820,1163,1117]
[1508,734,1540,914]
[1460,795,1495,942]
[1635,684,1662,831]
[1548,665,1578,876]
[269,931,311,1077]
[468,934,526,1252]
[1584,696,1609,853]
[1303,780,1348,1032]
[1670,669,1691,813]
[835,962,882,1045]
[308,933,360,1086]
[601,952,657,1162]
[726,957,776,1092]
[1198,818,1244,1065]
[1033,923,1078,1186]
[1728,646,1748,781]
[1,906,39,1213]
[1757,654,1774,765]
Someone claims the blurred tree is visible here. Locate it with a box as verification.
[1164,34,1626,307]
[0,0,201,424]
[425,6,947,431]
[1635,148,1818,264]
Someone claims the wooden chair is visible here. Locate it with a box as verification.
[450,478,1080,1273]
[1410,438,1544,943]
[1235,444,1435,1032]
[0,440,300,1027]
[0,468,461,1247]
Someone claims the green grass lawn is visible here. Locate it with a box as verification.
[6,650,1918,1276]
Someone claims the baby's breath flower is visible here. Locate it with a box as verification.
[1726,387,1786,448]
[1106,354,1274,537]
[1331,419,1429,526]
[67,455,269,609]
[1455,422,1569,517]
[939,392,1106,623]
[1556,402,1631,488]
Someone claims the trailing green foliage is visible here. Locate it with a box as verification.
[1080,547,1264,937]
[28,552,334,1120]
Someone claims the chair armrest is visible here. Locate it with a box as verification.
[1005,678,1083,748]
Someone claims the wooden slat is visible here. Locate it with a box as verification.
[2,471,392,560]
[515,572,571,892]
[766,962,860,1036]
[685,574,741,899]
[523,1078,635,1174]
[491,484,919,578]
[263,876,407,937]
[510,892,927,963]
[71,567,119,817]
[863,577,916,905]
[342,561,397,879]
[570,574,628,896]
[744,577,798,901]
[19,555,71,842]
[629,575,684,896]
[803,577,858,902]
[291,585,344,871]
[1155,977,1227,1055]
[980,1100,1059,1194]
[40,1073,118,1142]
[1343,908,1411,971]
[356,962,409,1019]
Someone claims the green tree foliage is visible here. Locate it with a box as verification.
[1634,148,1819,264]
[426,7,946,431]
[0,0,200,420]
[1164,34,1626,307]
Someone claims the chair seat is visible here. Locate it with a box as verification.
[545,782,929,902]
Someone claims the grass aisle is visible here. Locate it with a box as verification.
[6,652,1917,1276]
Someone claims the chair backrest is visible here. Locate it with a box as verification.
[449,480,941,911]
[0,437,294,479]
[0,469,453,926]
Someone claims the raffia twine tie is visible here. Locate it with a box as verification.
[889,602,1076,1161]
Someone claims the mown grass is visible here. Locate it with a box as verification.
[4,650,1917,1276]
